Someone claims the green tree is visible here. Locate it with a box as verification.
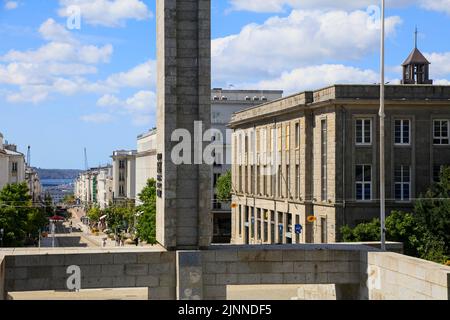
[341,219,381,242]
[0,183,46,247]
[104,205,134,233]
[87,206,102,223]
[216,171,232,203]
[414,166,450,253]
[136,179,157,244]
[43,192,54,217]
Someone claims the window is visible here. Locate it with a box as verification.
[239,206,242,236]
[356,119,372,145]
[286,165,290,198]
[261,96,268,101]
[119,184,125,197]
[277,165,282,197]
[255,129,260,154]
[295,165,300,199]
[119,160,125,169]
[321,120,328,201]
[295,122,300,149]
[213,96,220,101]
[256,209,261,240]
[321,218,328,244]
[11,162,18,173]
[356,165,372,201]
[221,96,228,101]
[256,166,260,195]
[253,96,260,101]
[263,166,267,196]
[395,166,411,201]
[277,126,282,151]
[245,96,251,101]
[285,124,290,151]
[434,120,449,145]
[395,119,411,145]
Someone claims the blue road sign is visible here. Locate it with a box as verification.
[295,224,303,235]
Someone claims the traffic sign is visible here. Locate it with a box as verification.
[295,224,303,235]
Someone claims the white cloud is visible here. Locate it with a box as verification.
[212,9,402,84]
[80,113,114,123]
[97,94,121,107]
[426,52,450,79]
[95,90,156,126]
[58,0,152,27]
[104,59,156,88]
[245,64,379,94]
[227,0,414,13]
[4,1,18,10]
[419,0,450,15]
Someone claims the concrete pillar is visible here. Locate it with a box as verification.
[156,0,212,250]
[176,251,203,300]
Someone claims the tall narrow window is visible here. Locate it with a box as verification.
[239,206,242,236]
[295,122,300,149]
[433,120,450,145]
[263,166,267,196]
[395,119,411,145]
[277,126,282,151]
[356,165,372,201]
[277,165,282,197]
[395,166,411,201]
[321,218,328,244]
[285,124,290,151]
[286,165,290,198]
[321,119,328,201]
[256,129,260,154]
[295,164,300,199]
[356,119,372,145]
[256,165,260,195]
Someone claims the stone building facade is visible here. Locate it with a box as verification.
[229,84,450,245]
[111,150,137,204]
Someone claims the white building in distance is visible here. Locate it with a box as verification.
[96,166,113,210]
[0,132,26,190]
[210,89,283,242]
[112,150,137,203]
[135,129,157,205]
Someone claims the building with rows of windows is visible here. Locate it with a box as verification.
[229,47,450,245]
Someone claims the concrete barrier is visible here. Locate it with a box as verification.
[1,245,449,300]
[363,251,450,300]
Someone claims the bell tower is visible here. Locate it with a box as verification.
[401,27,433,85]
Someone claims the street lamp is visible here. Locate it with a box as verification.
[379,0,387,251]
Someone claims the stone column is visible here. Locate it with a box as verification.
[156,0,212,250]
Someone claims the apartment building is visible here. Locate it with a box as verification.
[229,48,450,245]
[112,150,137,203]
[135,129,157,205]
[0,133,26,190]
[210,89,283,242]
[96,166,113,210]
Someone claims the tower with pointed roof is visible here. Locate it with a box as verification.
[401,27,433,85]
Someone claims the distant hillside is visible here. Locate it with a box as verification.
[35,168,82,180]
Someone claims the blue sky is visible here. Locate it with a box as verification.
[0,0,449,169]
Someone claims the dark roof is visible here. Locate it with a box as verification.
[402,48,430,66]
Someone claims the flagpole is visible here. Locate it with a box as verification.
[379,0,387,251]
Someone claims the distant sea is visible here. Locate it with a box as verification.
[41,179,74,188]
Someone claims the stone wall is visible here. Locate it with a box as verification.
[3,250,176,300]
[2,246,449,300]
[363,251,450,300]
